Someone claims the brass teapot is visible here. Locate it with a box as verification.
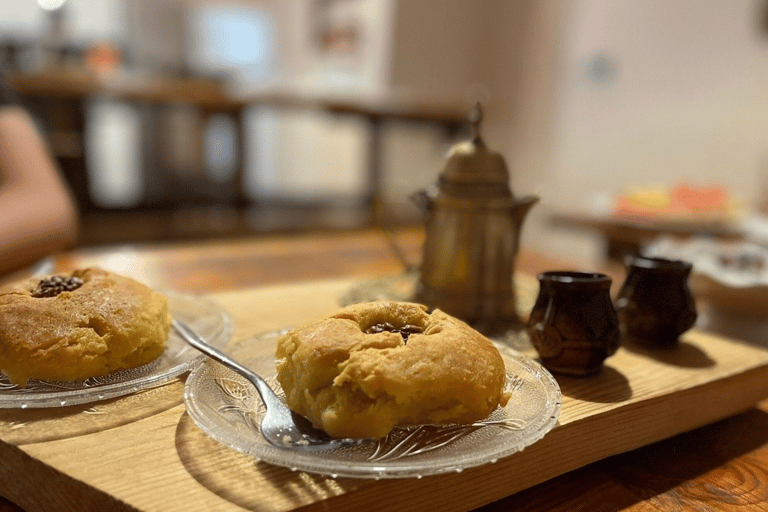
[413,104,538,335]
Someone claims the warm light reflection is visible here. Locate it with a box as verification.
[37,0,67,11]
[96,252,163,290]
[101,253,136,275]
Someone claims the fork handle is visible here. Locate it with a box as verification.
[172,320,281,408]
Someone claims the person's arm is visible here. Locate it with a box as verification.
[0,105,79,275]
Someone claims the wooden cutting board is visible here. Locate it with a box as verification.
[2,276,768,512]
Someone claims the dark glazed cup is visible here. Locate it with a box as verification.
[615,256,698,348]
[527,271,620,376]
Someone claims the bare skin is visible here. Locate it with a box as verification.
[0,106,79,276]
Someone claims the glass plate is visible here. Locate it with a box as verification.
[0,291,233,408]
[184,331,561,479]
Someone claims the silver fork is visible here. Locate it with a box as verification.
[172,319,364,450]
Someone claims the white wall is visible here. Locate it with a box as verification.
[15,0,765,263]
[0,0,126,44]
[470,0,768,266]
[551,0,768,208]
[387,0,494,99]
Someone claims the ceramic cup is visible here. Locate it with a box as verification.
[615,256,698,348]
[527,271,620,376]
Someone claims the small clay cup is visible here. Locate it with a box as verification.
[527,271,620,376]
[615,256,697,348]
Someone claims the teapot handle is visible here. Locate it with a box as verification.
[410,187,436,214]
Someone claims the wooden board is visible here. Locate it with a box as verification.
[2,276,768,512]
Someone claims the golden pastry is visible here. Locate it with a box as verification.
[275,301,509,438]
[0,268,170,385]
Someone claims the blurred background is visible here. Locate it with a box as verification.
[2,0,768,268]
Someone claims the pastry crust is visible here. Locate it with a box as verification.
[275,301,509,438]
[0,268,170,385]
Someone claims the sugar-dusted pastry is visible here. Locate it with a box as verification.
[275,301,509,438]
[0,268,170,385]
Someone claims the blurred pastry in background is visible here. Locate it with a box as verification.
[613,182,741,224]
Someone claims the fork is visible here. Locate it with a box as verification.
[172,319,364,450]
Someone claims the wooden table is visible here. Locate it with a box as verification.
[3,227,768,511]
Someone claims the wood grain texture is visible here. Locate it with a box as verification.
[2,274,768,512]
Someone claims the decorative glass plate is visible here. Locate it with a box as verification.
[0,291,233,408]
[184,331,561,479]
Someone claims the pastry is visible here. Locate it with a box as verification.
[275,301,509,438]
[0,268,170,385]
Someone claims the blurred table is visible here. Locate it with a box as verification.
[240,88,470,223]
[2,227,768,511]
[5,67,249,211]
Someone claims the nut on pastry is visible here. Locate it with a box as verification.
[275,301,510,438]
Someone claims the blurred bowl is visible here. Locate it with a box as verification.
[690,273,768,318]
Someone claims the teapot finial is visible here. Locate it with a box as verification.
[470,101,483,143]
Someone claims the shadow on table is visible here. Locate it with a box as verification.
[553,365,633,404]
[548,336,716,404]
[620,338,716,369]
[602,405,768,507]
[0,380,184,444]
[476,406,768,511]
[174,412,362,510]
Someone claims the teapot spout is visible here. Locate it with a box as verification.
[511,195,539,254]
[513,195,539,226]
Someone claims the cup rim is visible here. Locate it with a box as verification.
[627,255,692,270]
[538,270,612,284]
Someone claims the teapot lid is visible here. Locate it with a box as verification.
[438,102,513,199]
